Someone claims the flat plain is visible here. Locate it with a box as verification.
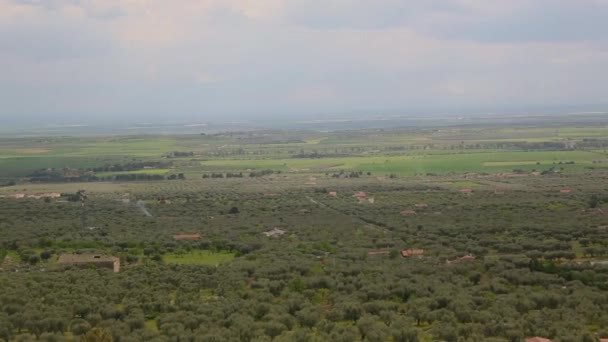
[1,122,608,341]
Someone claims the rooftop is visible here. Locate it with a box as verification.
[401,249,424,257]
[400,210,417,216]
[368,251,390,256]
[526,338,552,342]
[57,254,117,264]
[264,227,286,237]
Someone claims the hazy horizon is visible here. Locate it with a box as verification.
[1,0,608,124]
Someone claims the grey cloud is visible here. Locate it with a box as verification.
[283,0,608,43]
[0,0,119,61]
[7,0,126,20]
[425,1,608,43]
[284,1,462,30]
[0,21,114,61]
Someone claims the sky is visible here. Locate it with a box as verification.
[1,0,607,123]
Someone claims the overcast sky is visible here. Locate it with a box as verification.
[1,0,607,122]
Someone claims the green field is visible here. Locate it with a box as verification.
[95,168,171,177]
[197,150,600,176]
[1,126,607,178]
[163,250,236,266]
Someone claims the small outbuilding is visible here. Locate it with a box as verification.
[400,210,417,217]
[264,228,286,238]
[174,234,202,240]
[401,249,424,257]
[367,251,390,256]
[353,191,367,198]
[526,337,552,342]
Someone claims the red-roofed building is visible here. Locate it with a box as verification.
[401,249,424,257]
[367,251,390,256]
[526,337,552,342]
[460,188,473,194]
[400,210,417,217]
[173,234,202,240]
[328,191,337,197]
[353,191,367,198]
[560,189,571,194]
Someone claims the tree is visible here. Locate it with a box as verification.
[85,327,114,342]
[0,318,13,341]
[341,302,363,322]
[589,195,599,208]
[296,307,319,328]
[38,333,67,341]
[28,254,40,265]
[229,207,240,214]
[71,319,91,336]
[40,250,53,261]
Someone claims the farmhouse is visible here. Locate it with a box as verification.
[460,188,473,194]
[353,191,367,198]
[328,191,337,197]
[414,203,428,208]
[560,189,571,194]
[57,254,120,273]
[401,249,424,257]
[264,227,286,238]
[400,210,417,217]
[174,234,202,240]
[367,250,390,256]
[526,337,552,342]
